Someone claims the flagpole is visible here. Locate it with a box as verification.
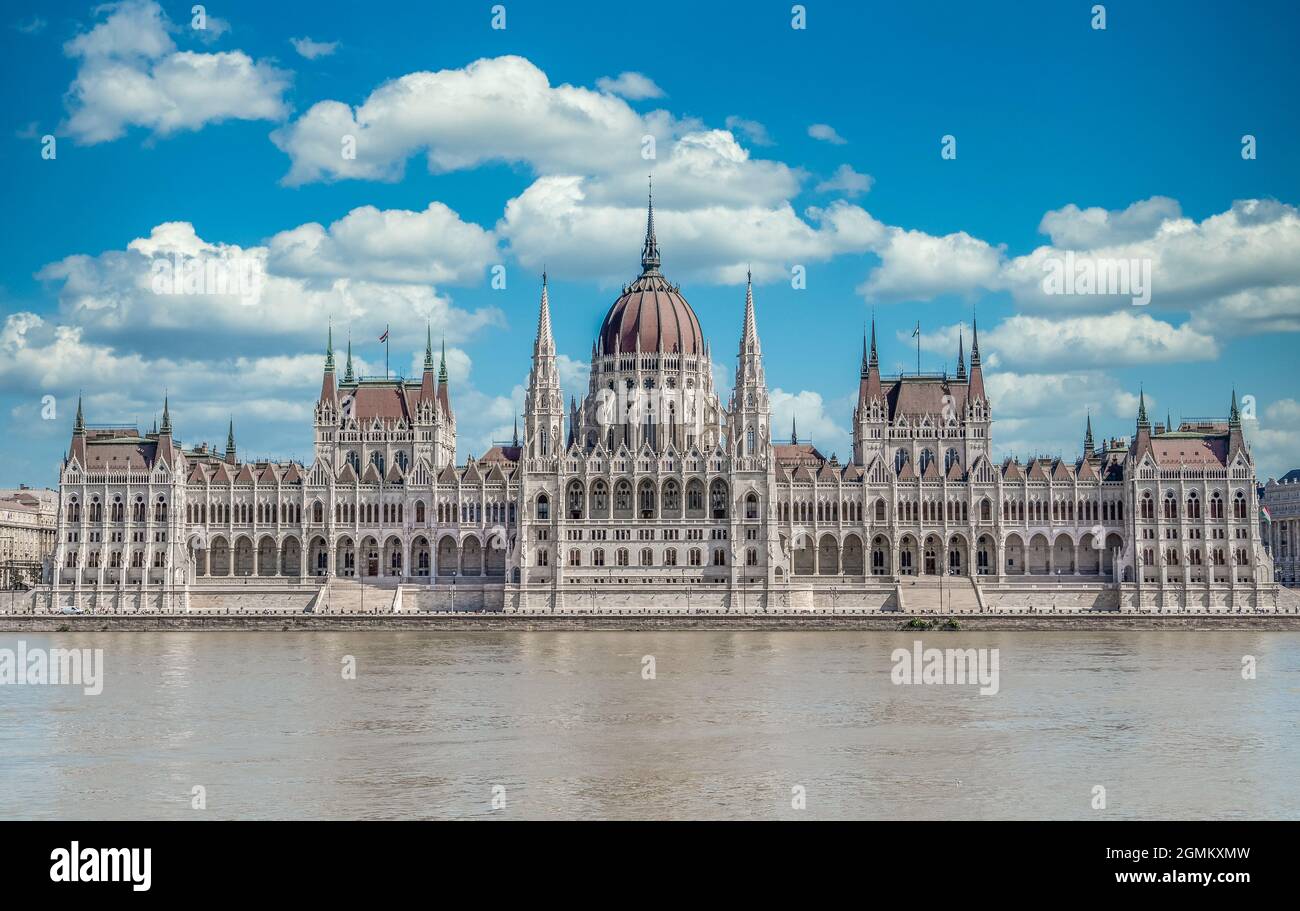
[385,323,390,379]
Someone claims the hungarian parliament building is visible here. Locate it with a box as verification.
[43,198,1279,613]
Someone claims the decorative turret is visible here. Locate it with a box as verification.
[524,273,562,458]
[956,329,967,381]
[790,415,799,446]
[342,335,355,384]
[69,394,87,464]
[852,316,885,465]
[1228,387,1247,462]
[436,338,452,419]
[1132,387,1153,461]
[156,394,175,466]
[641,177,661,274]
[419,324,436,403]
[730,268,770,457]
[1083,411,1095,459]
[320,325,337,402]
[225,418,237,464]
[967,317,986,403]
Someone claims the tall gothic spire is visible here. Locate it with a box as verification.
[970,316,981,367]
[73,394,85,434]
[1083,411,1094,456]
[343,335,355,383]
[956,328,967,380]
[424,324,434,371]
[739,268,760,355]
[438,338,448,385]
[325,323,335,370]
[160,394,171,434]
[536,271,554,352]
[790,415,799,446]
[1230,388,1241,427]
[1137,387,1150,428]
[640,176,661,274]
[225,418,236,464]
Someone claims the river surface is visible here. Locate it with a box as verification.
[1,631,1296,820]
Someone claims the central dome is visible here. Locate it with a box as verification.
[596,188,704,356]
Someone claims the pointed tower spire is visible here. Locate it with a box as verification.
[1165,409,1172,434]
[343,334,355,383]
[325,323,335,370]
[739,267,760,355]
[967,315,986,402]
[225,418,236,464]
[1137,387,1149,429]
[513,413,519,448]
[1083,411,1094,457]
[956,328,967,381]
[1230,388,1241,427]
[791,415,799,446]
[536,271,554,353]
[860,327,870,379]
[160,395,172,434]
[424,323,434,371]
[640,176,661,274]
[437,338,452,419]
[74,394,85,434]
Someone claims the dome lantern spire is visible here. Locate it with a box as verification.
[640,175,661,274]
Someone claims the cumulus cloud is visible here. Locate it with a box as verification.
[1038,196,1182,249]
[290,36,338,59]
[859,227,1004,301]
[499,178,883,283]
[816,164,873,198]
[1251,398,1300,482]
[61,0,289,144]
[36,216,503,359]
[595,71,664,99]
[807,123,846,145]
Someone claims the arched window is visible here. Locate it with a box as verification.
[1233,490,1247,519]
[688,548,702,567]
[745,426,756,454]
[711,548,727,566]
[944,448,960,473]
[1141,492,1154,520]
[1186,491,1200,519]
[1210,492,1223,519]
[894,449,909,475]
[918,449,934,474]
[875,498,886,522]
[710,479,729,519]
[567,481,584,519]
[746,547,758,566]
[370,451,385,475]
[640,547,653,567]
[535,494,549,521]
[1163,491,1177,520]
[591,480,609,514]
[663,480,681,513]
[616,548,629,567]
[346,451,361,474]
[980,498,991,522]
[615,480,633,513]
[638,481,656,519]
[664,548,677,566]
[413,501,424,524]
[395,451,409,471]
[745,493,759,520]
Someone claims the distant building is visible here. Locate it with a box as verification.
[0,486,57,589]
[1261,469,1300,585]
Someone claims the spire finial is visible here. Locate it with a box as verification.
[791,415,799,446]
[74,393,85,434]
[424,323,434,370]
[1137,386,1149,428]
[1230,388,1241,426]
[513,413,519,448]
[343,333,355,383]
[956,327,967,380]
[970,314,981,366]
[160,393,171,434]
[325,322,335,370]
[1084,410,1094,455]
[640,175,661,273]
[439,337,448,384]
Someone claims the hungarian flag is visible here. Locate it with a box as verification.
[378,328,389,342]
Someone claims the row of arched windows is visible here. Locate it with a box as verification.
[564,546,731,568]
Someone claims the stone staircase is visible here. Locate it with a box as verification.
[316,579,398,613]
[897,575,983,613]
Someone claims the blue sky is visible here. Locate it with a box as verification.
[3,0,1298,487]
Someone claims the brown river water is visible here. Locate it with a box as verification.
[1,631,1296,819]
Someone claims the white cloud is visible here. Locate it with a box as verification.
[859,227,1004,301]
[268,202,498,285]
[807,123,846,145]
[61,0,289,144]
[595,71,664,99]
[815,164,873,198]
[499,178,882,283]
[36,218,503,356]
[12,16,46,35]
[724,116,773,147]
[1251,398,1300,482]
[965,312,1214,370]
[290,36,338,59]
[769,389,848,453]
[1038,196,1182,249]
